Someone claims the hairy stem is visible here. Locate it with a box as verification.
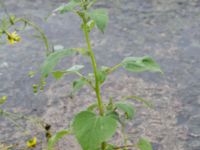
[82,17,104,116]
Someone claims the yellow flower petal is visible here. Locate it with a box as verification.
[7,31,21,44]
[26,137,37,148]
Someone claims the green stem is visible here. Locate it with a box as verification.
[82,17,104,116]
[75,71,96,90]
[121,121,128,149]
[14,18,50,56]
[107,63,122,74]
[113,144,137,150]
[101,142,106,150]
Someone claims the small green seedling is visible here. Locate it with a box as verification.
[37,0,162,150]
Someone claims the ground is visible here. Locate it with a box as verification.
[0,0,200,150]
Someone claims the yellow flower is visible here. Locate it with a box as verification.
[0,96,7,105]
[26,137,37,148]
[7,31,21,44]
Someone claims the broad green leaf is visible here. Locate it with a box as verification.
[52,65,84,80]
[41,49,75,78]
[123,96,153,108]
[0,96,7,105]
[54,0,81,14]
[115,102,135,119]
[73,78,86,93]
[122,56,162,73]
[72,111,117,150]
[88,9,109,33]
[48,130,70,150]
[137,138,153,150]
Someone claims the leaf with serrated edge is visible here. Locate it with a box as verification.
[72,111,117,150]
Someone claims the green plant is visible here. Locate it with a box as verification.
[38,0,162,150]
[0,0,50,55]
[0,2,52,148]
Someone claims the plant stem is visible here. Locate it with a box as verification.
[14,18,50,56]
[82,17,104,116]
[74,71,96,90]
[113,144,137,149]
[121,121,128,149]
[101,142,106,150]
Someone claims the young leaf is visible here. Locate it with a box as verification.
[41,49,75,78]
[137,138,153,150]
[123,96,153,108]
[72,111,117,150]
[97,69,107,85]
[87,20,95,32]
[115,102,135,119]
[54,0,81,14]
[72,78,86,93]
[48,130,70,150]
[88,9,109,33]
[0,96,7,105]
[52,71,65,80]
[122,56,162,73]
[52,65,84,80]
